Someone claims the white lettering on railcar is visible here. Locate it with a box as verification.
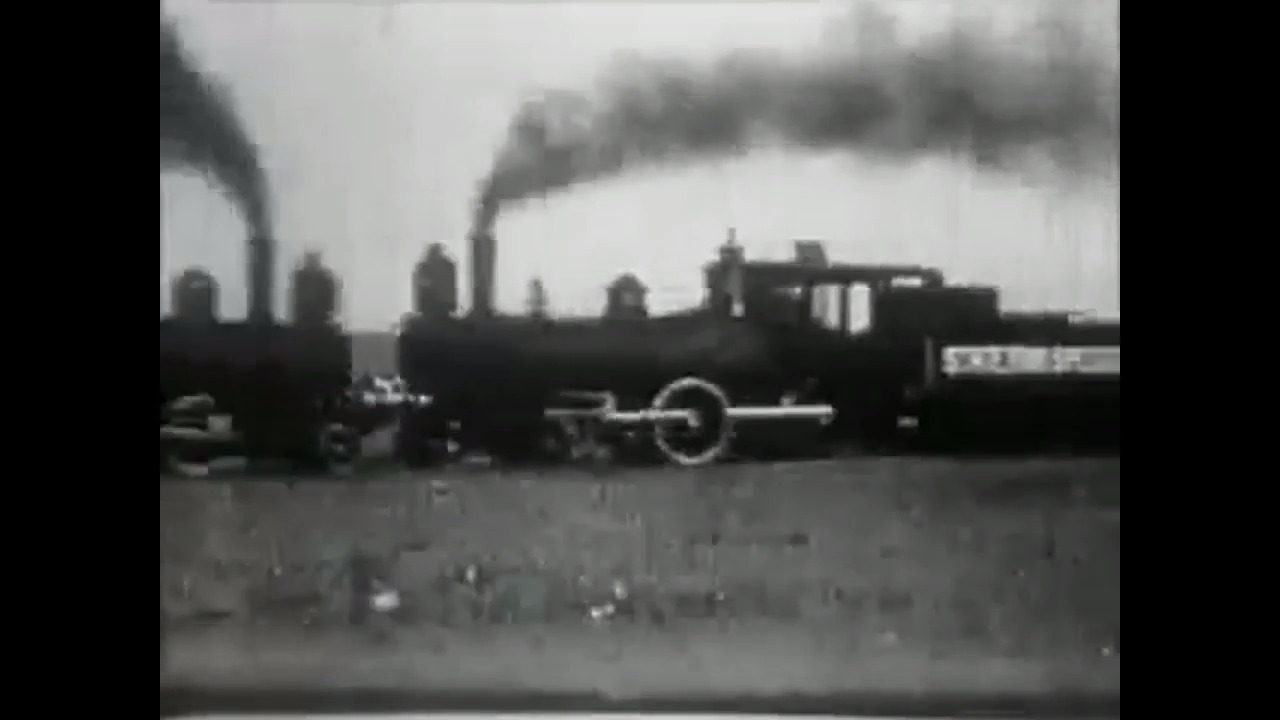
[942,345,1120,377]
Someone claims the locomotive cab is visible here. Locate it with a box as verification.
[703,244,1118,453]
[703,242,946,337]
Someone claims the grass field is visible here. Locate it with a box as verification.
[160,456,1119,698]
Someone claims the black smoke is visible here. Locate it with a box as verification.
[159,14,271,240]
[471,4,1118,238]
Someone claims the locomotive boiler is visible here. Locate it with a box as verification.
[395,233,1120,467]
[397,310,837,466]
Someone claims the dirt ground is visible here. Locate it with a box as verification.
[160,457,1120,699]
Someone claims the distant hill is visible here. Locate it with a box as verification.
[350,330,398,376]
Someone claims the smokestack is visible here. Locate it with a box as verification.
[469,229,495,317]
[248,235,275,323]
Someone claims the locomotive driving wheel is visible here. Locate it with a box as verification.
[650,376,735,467]
[163,442,213,478]
[315,420,358,475]
[308,390,367,475]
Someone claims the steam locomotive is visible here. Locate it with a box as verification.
[394,239,1120,467]
[159,245,370,475]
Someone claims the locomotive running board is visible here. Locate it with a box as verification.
[547,404,835,426]
[159,425,240,442]
[724,404,835,422]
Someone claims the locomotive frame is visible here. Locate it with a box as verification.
[159,319,361,476]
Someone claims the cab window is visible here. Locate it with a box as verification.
[807,282,870,335]
[810,282,843,332]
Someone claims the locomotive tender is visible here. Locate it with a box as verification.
[395,237,1120,467]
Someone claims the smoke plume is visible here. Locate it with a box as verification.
[471,3,1118,238]
[159,14,271,239]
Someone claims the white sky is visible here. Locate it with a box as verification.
[159,0,1119,329]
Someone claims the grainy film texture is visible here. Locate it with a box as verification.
[160,0,1119,704]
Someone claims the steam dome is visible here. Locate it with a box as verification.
[171,267,218,322]
[413,244,457,318]
[291,251,340,326]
